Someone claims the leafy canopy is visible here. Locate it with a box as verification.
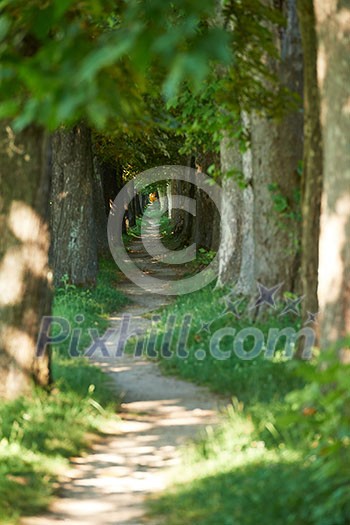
[0,0,231,130]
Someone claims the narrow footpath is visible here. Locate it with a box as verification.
[22,209,227,525]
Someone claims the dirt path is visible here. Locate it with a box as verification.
[22,209,227,525]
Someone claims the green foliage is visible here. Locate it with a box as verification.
[148,400,312,525]
[272,355,350,524]
[149,456,311,525]
[0,0,231,130]
[197,248,216,265]
[164,0,301,165]
[224,166,249,188]
[93,92,187,177]
[166,78,232,157]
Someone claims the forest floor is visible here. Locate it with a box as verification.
[21,211,228,525]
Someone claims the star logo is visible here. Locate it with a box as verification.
[279,295,305,317]
[252,282,283,310]
[198,321,211,333]
[305,311,319,325]
[224,297,243,319]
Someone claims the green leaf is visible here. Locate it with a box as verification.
[77,37,134,83]
[0,99,19,119]
[0,15,11,42]
[13,99,39,131]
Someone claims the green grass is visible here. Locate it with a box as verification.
[148,402,314,525]
[145,285,350,525]
[148,369,350,525]
[0,257,127,524]
[149,455,313,525]
[144,284,304,405]
[0,365,118,524]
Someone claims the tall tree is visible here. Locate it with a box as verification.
[92,156,110,257]
[193,153,221,252]
[169,159,197,247]
[217,134,244,287]
[0,125,51,399]
[217,0,303,293]
[296,0,323,332]
[50,124,98,287]
[249,0,303,291]
[315,0,350,354]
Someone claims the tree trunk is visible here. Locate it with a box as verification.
[93,156,109,257]
[193,153,221,251]
[98,161,127,233]
[237,113,255,295]
[193,187,220,250]
[217,135,244,286]
[158,184,168,213]
[97,159,123,215]
[296,0,323,331]
[134,193,143,217]
[167,181,173,219]
[217,0,303,295]
[251,0,303,292]
[170,164,196,247]
[0,124,51,399]
[315,0,350,355]
[51,124,98,287]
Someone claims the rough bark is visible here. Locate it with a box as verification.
[93,156,110,257]
[217,135,244,286]
[51,124,98,287]
[170,163,196,247]
[296,0,323,328]
[0,124,51,399]
[126,179,137,229]
[193,153,221,251]
[193,187,220,251]
[251,0,303,291]
[315,0,350,354]
[237,114,255,295]
[99,160,123,215]
[217,0,303,294]
[157,184,168,214]
[167,181,173,219]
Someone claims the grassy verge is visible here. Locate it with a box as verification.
[146,285,350,525]
[145,284,303,404]
[0,257,127,524]
[148,408,312,525]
